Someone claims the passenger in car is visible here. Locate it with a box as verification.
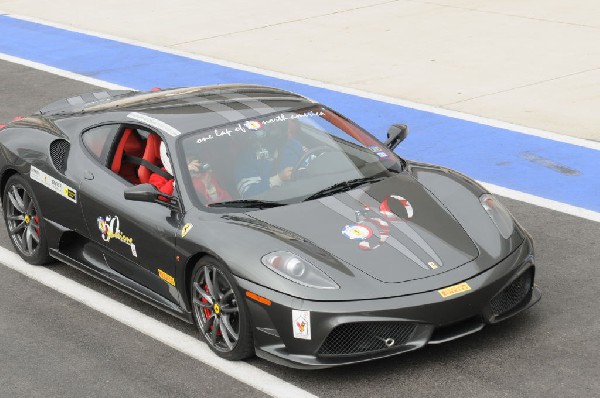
[149,142,232,203]
[149,142,174,195]
[188,160,232,204]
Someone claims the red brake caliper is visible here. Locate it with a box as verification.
[202,284,212,319]
[202,284,221,335]
[34,216,40,236]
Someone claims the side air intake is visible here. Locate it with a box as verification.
[49,139,70,173]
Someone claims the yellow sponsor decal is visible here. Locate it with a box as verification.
[438,282,471,298]
[64,187,77,200]
[181,223,193,238]
[158,269,176,286]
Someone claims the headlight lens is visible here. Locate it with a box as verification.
[480,194,514,239]
[261,251,339,289]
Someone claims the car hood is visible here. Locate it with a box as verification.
[247,174,479,283]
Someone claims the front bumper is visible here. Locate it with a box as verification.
[236,236,540,369]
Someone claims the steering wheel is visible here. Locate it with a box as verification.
[291,146,336,179]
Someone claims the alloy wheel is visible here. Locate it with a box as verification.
[5,184,41,256]
[192,265,241,352]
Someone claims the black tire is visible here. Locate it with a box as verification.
[3,174,52,265]
[190,256,254,360]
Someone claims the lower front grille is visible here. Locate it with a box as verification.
[317,322,416,357]
[490,270,533,317]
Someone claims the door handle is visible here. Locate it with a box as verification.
[83,170,94,180]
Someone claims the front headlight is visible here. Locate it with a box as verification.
[261,251,339,289]
[480,194,514,239]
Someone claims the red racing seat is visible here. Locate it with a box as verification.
[111,128,144,184]
[138,134,163,184]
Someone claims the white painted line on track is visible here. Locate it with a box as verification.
[3,11,600,152]
[0,246,317,398]
[480,182,600,223]
[2,53,599,223]
[0,53,130,91]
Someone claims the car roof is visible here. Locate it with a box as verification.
[43,84,318,138]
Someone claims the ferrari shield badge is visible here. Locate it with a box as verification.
[181,223,193,238]
[292,310,311,340]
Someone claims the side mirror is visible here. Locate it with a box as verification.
[384,124,408,150]
[124,183,178,208]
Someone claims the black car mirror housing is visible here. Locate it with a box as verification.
[124,183,178,208]
[384,124,408,150]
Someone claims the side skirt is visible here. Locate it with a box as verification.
[49,248,194,324]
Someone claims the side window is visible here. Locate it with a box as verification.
[82,124,119,165]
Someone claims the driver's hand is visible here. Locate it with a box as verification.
[269,166,293,188]
[188,159,201,173]
[278,166,293,182]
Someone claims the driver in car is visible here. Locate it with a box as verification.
[235,121,305,198]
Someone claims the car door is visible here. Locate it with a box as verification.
[78,123,181,304]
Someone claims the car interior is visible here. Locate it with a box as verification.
[106,126,234,201]
[83,111,387,204]
[110,127,145,185]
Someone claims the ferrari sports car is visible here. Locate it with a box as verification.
[0,85,540,368]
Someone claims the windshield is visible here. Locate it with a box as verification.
[177,106,404,208]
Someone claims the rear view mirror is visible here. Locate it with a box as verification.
[384,124,408,150]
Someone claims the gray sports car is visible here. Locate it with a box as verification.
[0,85,540,368]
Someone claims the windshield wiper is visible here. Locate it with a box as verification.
[208,199,286,209]
[304,176,384,201]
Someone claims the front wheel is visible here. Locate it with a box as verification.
[190,256,254,360]
[3,174,51,264]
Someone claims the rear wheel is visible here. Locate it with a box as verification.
[190,256,254,360]
[3,174,51,264]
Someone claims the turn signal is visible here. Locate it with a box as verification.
[246,291,271,306]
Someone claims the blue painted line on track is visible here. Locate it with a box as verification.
[1,16,599,211]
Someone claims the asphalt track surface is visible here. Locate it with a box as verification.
[1,60,599,398]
